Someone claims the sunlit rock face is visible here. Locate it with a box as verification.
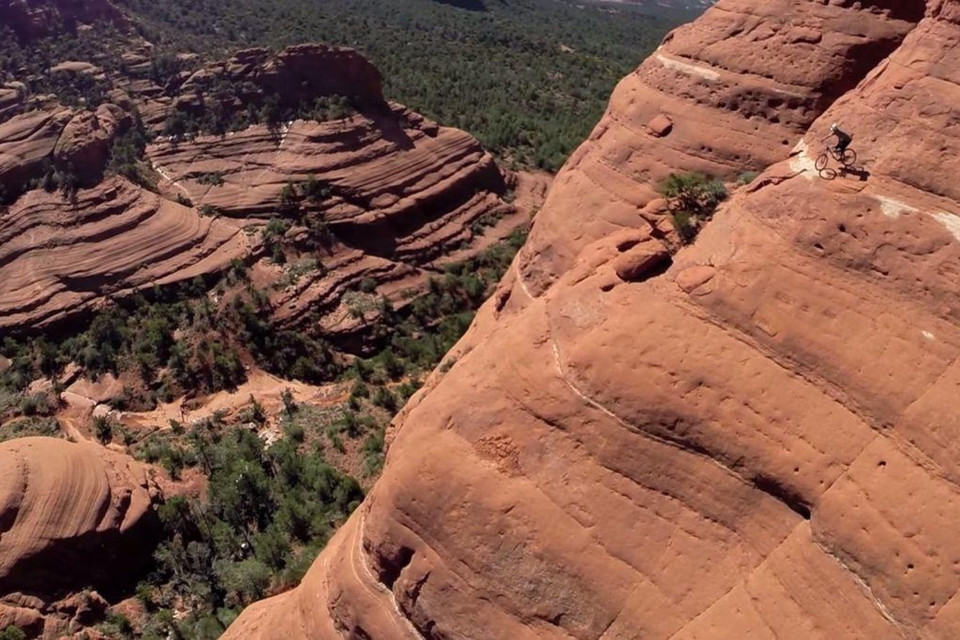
[229,2,960,638]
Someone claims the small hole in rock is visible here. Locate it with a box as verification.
[878,460,886,468]
[600,283,614,293]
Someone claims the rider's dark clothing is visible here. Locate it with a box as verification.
[832,129,852,154]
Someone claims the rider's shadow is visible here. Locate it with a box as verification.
[820,164,871,182]
[840,165,871,182]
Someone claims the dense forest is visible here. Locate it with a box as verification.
[112,0,696,170]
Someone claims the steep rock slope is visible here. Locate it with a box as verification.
[147,105,507,264]
[225,2,960,639]
[0,177,250,329]
[516,0,924,295]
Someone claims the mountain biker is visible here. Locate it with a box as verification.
[824,123,852,155]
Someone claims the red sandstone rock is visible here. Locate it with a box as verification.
[0,603,43,637]
[53,104,131,181]
[0,45,523,340]
[0,178,250,330]
[0,438,161,597]
[225,2,960,639]
[647,114,673,137]
[0,108,74,193]
[515,0,925,297]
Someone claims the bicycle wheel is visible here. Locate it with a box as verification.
[840,148,857,166]
[815,152,829,172]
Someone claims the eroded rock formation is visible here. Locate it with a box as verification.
[517,0,925,295]
[0,437,161,597]
[0,44,520,340]
[0,178,250,329]
[0,0,129,42]
[225,2,960,638]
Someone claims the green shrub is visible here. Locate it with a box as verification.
[362,426,386,477]
[0,626,26,640]
[372,387,397,413]
[658,172,728,244]
[359,277,378,294]
[20,391,55,416]
[93,415,114,444]
[196,172,225,186]
[302,175,331,202]
[671,211,697,244]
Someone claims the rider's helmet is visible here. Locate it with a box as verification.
[830,123,839,132]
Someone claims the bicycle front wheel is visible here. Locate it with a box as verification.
[840,149,857,166]
[815,153,829,172]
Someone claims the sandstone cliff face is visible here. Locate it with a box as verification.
[517,0,924,295]
[225,2,960,639]
[0,178,250,330]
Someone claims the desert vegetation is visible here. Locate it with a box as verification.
[0,222,527,637]
[126,409,363,639]
[659,172,729,243]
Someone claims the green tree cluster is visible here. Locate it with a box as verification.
[137,421,363,637]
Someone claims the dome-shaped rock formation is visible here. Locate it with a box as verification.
[0,437,161,598]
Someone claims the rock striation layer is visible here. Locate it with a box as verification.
[226,2,960,639]
[0,178,250,330]
[516,0,925,295]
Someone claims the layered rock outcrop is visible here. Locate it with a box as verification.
[0,44,520,338]
[147,101,513,339]
[226,2,960,638]
[517,0,925,295]
[0,178,250,329]
[0,102,132,196]
[0,437,161,597]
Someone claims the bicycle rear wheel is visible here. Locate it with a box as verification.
[840,148,857,166]
[815,152,829,172]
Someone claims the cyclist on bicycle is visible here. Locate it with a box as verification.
[824,123,852,155]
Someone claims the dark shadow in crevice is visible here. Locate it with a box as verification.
[378,546,414,589]
[752,474,812,520]
[433,0,487,11]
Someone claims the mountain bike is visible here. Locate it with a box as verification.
[815,146,857,172]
